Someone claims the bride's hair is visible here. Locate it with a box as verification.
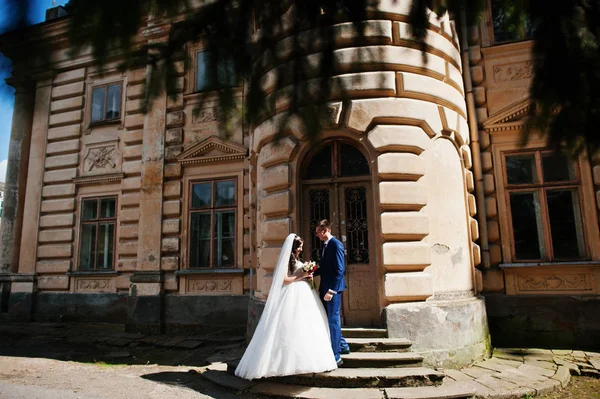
[288,235,304,275]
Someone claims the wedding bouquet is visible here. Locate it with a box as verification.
[302,261,318,289]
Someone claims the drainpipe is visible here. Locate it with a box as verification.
[248,128,255,298]
[460,8,490,269]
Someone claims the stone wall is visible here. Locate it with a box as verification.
[249,1,489,367]
[0,17,252,331]
[486,294,600,350]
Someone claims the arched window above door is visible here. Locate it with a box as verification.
[304,141,370,180]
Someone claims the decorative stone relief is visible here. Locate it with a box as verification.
[187,278,233,294]
[493,61,533,82]
[517,273,593,292]
[193,107,217,124]
[82,140,122,176]
[85,146,116,171]
[75,278,113,292]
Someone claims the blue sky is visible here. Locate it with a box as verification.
[0,0,69,182]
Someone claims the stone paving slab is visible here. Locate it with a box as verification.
[175,339,205,349]
[522,359,557,371]
[554,357,580,373]
[442,369,474,382]
[589,358,600,370]
[385,382,476,399]
[201,369,258,391]
[249,382,384,399]
[517,363,555,378]
[104,337,134,347]
[473,375,520,394]
[490,349,524,363]
[531,379,561,396]
[155,336,189,347]
[461,367,494,380]
[474,359,520,373]
[442,381,494,399]
[581,368,600,378]
[550,365,571,388]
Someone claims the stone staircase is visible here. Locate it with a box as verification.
[203,327,477,399]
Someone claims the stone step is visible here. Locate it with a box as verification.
[248,382,384,399]
[341,352,424,368]
[242,380,476,399]
[347,338,412,352]
[272,367,444,388]
[342,327,388,338]
[385,381,476,399]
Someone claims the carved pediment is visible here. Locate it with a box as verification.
[483,98,533,133]
[177,136,247,165]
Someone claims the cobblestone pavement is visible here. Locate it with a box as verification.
[0,322,599,399]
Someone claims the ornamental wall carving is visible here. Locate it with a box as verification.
[184,277,243,295]
[493,61,534,83]
[504,266,599,295]
[75,278,114,293]
[82,140,122,176]
[192,107,217,124]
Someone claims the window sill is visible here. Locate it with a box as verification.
[68,270,119,276]
[89,119,122,128]
[499,261,599,269]
[184,87,243,103]
[175,269,244,275]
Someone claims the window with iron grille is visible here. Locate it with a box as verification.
[79,197,117,270]
[188,179,236,268]
[503,150,586,262]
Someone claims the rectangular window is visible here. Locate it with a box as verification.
[195,51,236,92]
[91,83,122,123]
[491,0,534,43]
[503,150,586,262]
[189,179,236,268]
[79,197,117,270]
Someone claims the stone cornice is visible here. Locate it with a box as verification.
[481,39,534,59]
[0,18,70,57]
[73,173,124,186]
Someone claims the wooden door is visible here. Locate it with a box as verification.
[303,183,378,327]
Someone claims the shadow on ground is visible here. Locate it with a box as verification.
[0,322,246,368]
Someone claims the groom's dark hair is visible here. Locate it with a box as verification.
[317,219,331,231]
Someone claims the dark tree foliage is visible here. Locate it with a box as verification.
[1,0,599,154]
[526,0,600,156]
[65,0,371,143]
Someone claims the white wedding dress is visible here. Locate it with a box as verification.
[235,234,337,380]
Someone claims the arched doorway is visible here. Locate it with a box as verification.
[301,140,379,326]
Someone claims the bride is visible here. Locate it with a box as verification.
[235,233,338,380]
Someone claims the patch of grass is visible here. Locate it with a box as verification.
[536,376,600,399]
[87,361,128,368]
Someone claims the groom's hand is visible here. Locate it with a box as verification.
[323,292,333,302]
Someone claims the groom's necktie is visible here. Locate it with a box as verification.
[322,243,327,258]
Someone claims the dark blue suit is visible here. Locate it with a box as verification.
[315,236,349,361]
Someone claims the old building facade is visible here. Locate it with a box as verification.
[0,0,598,368]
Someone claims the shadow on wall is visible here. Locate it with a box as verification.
[484,294,600,350]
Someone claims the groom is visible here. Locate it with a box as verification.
[314,219,350,366]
